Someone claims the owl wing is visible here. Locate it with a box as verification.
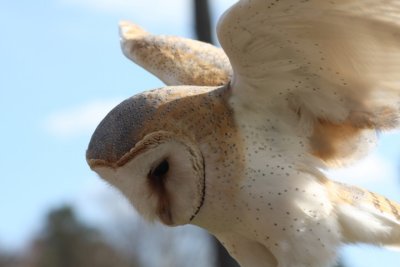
[120,21,232,86]
[218,0,400,166]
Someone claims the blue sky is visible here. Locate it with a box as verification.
[1,1,400,266]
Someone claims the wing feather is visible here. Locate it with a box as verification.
[218,0,400,166]
[120,21,232,86]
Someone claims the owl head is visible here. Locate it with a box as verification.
[86,88,208,226]
[86,83,240,229]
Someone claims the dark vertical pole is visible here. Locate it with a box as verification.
[193,0,214,44]
[211,236,240,267]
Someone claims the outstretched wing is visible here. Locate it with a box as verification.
[218,0,400,166]
[120,21,232,86]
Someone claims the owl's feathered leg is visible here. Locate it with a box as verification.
[332,182,400,247]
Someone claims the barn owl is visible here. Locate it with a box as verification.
[87,1,400,266]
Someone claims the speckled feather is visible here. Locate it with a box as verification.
[87,1,400,267]
[219,0,400,167]
[120,21,232,86]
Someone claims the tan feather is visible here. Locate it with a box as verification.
[120,21,232,86]
[330,181,400,247]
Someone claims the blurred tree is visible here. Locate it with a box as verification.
[0,253,18,267]
[31,206,138,267]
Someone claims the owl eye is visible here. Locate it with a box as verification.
[149,159,169,180]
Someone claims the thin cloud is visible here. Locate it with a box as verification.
[61,0,191,29]
[325,153,397,189]
[63,0,183,13]
[44,99,121,138]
